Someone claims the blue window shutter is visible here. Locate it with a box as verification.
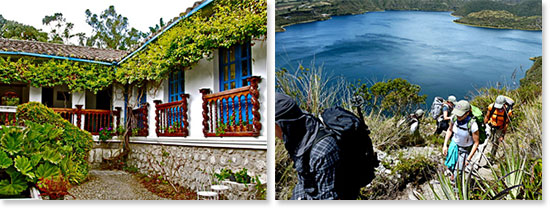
[169,70,185,102]
[219,42,253,124]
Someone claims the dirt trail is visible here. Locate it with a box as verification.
[65,169,167,200]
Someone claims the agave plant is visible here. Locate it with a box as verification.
[415,142,528,200]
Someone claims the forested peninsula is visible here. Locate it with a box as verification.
[276,0,541,32]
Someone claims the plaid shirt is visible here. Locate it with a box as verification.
[291,136,340,200]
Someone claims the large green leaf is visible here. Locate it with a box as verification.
[0,127,24,155]
[0,167,28,196]
[41,146,62,164]
[0,151,13,169]
[43,122,63,141]
[35,162,60,180]
[14,156,34,180]
[30,154,42,167]
[59,156,86,184]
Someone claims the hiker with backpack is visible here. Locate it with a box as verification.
[442,100,480,180]
[484,95,514,158]
[433,95,457,135]
[407,109,424,135]
[275,93,378,200]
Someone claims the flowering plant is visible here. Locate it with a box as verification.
[98,127,113,142]
[37,176,72,200]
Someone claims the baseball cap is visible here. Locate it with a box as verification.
[447,95,457,103]
[494,95,506,109]
[415,109,424,117]
[452,100,470,117]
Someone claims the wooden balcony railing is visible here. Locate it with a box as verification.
[128,103,149,137]
[154,94,190,137]
[200,76,261,137]
[0,106,17,126]
[52,105,122,135]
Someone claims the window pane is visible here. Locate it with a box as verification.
[224,83,228,90]
[230,81,236,89]
[230,64,236,79]
[230,46,235,62]
[241,44,248,58]
[241,60,248,76]
[222,51,227,64]
[242,79,249,87]
[224,66,228,81]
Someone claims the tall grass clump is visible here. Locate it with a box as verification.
[275,138,297,200]
[276,63,351,116]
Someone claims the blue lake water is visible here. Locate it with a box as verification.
[275,11,542,104]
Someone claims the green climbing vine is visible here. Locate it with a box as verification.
[116,0,267,85]
[0,57,115,93]
[0,0,266,93]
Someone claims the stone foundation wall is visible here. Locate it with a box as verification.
[88,142,266,200]
[88,142,122,169]
[128,143,267,200]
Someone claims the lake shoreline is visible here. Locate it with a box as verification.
[278,10,540,32]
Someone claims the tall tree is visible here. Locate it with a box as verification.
[84,6,146,50]
[42,13,85,44]
[148,18,165,35]
[0,14,48,42]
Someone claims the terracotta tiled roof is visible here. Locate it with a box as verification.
[0,38,128,62]
[0,0,208,63]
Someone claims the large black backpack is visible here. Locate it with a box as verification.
[309,107,379,188]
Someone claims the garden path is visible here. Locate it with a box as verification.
[65,169,167,200]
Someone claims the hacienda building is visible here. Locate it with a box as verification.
[0,0,267,199]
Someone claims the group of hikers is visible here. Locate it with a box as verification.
[276,92,514,200]
[428,95,514,182]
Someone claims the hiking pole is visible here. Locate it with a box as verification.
[351,95,365,122]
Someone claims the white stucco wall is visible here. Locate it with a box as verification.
[29,87,41,102]
[128,39,267,149]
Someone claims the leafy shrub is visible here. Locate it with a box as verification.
[13,102,93,185]
[214,168,253,184]
[214,168,233,182]
[0,120,89,197]
[234,168,252,184]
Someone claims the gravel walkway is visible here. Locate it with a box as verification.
[66,169,167,200]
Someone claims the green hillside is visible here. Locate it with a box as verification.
[276,0,542,31]
[276,0,466,31]
[453,0,541,17]
[454,10,541,30]
[520,56,542,86]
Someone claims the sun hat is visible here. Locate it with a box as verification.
[493,95,506,109]
[451,100,470,117]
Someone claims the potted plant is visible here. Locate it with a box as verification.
[1,97,19,106]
